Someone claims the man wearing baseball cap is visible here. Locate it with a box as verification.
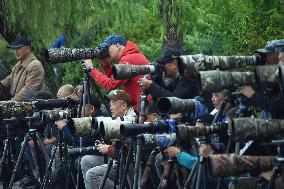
[82,35,149,109]
[242,39,284,119]
[139,48,199,100]
[255,39,283,64]
[80,89,136,189]
[0,37,45,101]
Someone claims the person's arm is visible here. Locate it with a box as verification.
[12,61,44,101]
[101,61,113,77]
[0,72,12,90]
[43,138,57,145]
[148,78,198,99]
[165,146,198,170]
[177,151,198,170]
[249,91,284,113]
[89,68,128,90]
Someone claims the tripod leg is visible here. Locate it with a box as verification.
[133,136,142,189]
[195,156,204,189]
[0,139,10,188]
[30,132,45,182]
[99,158,114,189]
[36,133,51,163]
[40,143,58,189]
[121,143,133,189]
[183,159,199,189]
[8,134,29,189]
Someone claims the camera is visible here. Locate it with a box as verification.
[0,99,79,119]
[67,146,99,157]
[176,123,228,143]
[112,63,159,80]
[198,64,281,94]
[41,108,77,122]
[230,117,284,142]
[71,116,134,140]
[179,54,264,72]
[156,97,196,114]
[120,120,176,138]
[45,47,109,64]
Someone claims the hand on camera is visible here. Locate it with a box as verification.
[241,86,255,98]
[97,144,110,154]
[199,144,214,157]
[138,78,153,90]
[82,59,94,70]
[164,146,180,158]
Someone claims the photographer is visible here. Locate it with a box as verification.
[241,39,284,119]
[80,90,136,189]
[139,49,199,100]
[82,35,149,109]
[0,38,45,101]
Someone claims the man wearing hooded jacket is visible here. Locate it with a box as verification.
[83,35,149,109]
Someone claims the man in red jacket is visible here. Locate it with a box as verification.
[82,35,149,109]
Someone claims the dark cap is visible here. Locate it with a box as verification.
[105,90,132,106]
[99,35,126,48]
[274,39,284,53]
[256,39,284,54]
[7,38,31,48]
[156,49,181,64]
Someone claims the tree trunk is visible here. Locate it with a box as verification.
[161,0,183,52]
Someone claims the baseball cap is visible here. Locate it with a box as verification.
[256,39,284,54]
[7,38,31,48]
[105,90,132,106]
[274,39,284,53]
[98,35,126,48]
[156,49,181,64]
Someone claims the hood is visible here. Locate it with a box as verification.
[119,41,140,60]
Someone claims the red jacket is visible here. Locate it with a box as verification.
[90,41,149,108]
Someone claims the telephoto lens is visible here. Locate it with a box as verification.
[45,47,109,64]
[120,120,176,138]
[112,64,156,80]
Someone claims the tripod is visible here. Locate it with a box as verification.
[182,137,207,189]
[40,128,76,189]
[133,84,148,189]
[266,139,284,189]
[0,118,22,189]
[8,121,48,189]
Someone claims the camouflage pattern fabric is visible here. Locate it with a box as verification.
[199,70,255,93]
[255,64,280,88]
[112,64,154,80]
[209,154,276,177]
[0,100,36,118]
[46,48,99,64]
[102,119,122,140]
[72,117,92,136]
[180,54,257,71]
[232,117,284,142]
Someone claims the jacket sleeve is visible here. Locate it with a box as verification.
[89,68,128,90]
[177,151,198,170]
[148,78,198,99]
[12,61,45,101]
[101,61,113,77]
[249,91,284,113]
[0,72,12,90]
